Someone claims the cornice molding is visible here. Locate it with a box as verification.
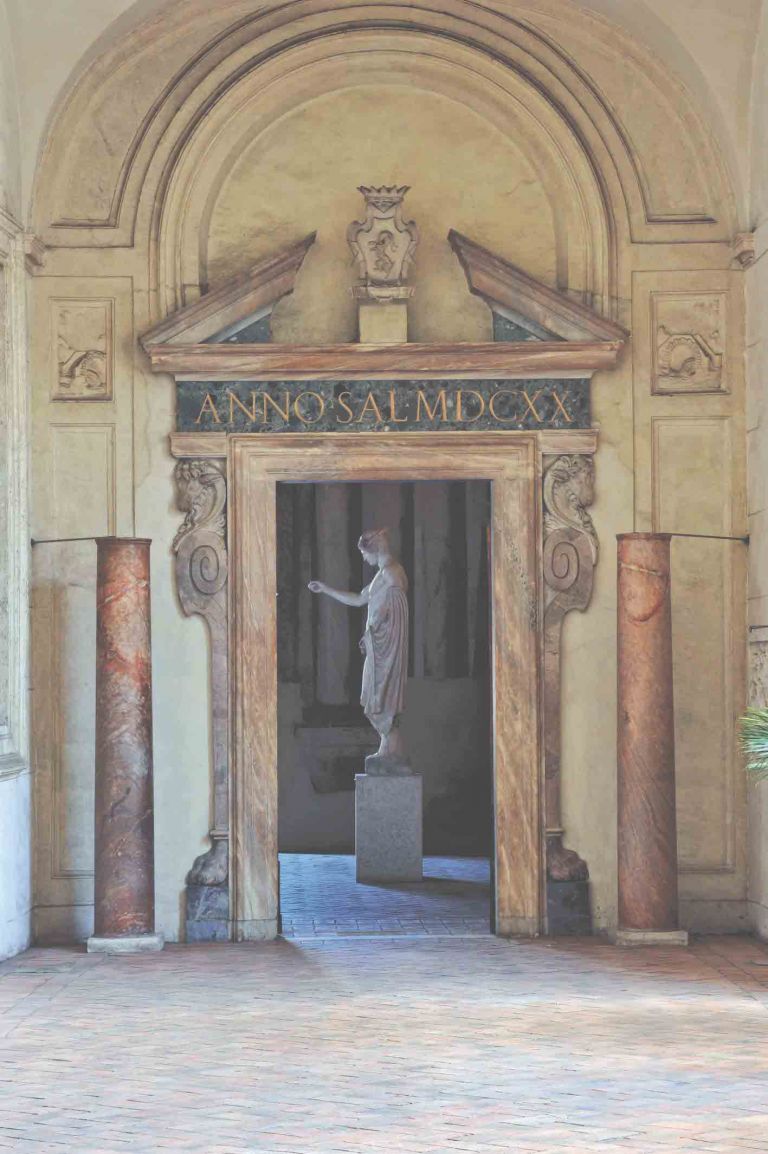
[448,230,628,344]
[141,233,316,349]
[144,339,622,381]
[169,427,599,459]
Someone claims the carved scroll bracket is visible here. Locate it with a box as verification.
[173,458,229,886]
[542,454,598,883]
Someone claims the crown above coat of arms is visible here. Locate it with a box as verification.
[357,185,410,212]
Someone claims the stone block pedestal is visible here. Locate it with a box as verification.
[546,879,591,935]
[355,773,422,883]
[185,883,230,942]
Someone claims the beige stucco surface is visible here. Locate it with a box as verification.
[746,0,768,932]
[11,0,755,942]
[2,0,761,219]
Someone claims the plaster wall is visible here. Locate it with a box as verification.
[2,0,760,223]
[746,0,768,940]
[25,0,749,941]
[0,1,20,220]
[0,0,31,962]
[0,772,31,960]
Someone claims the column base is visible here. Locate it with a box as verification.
[355,772,422,882]
[615,928,689,947]
[87,933,164,954]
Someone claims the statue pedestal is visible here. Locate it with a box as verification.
[355,772,422,883]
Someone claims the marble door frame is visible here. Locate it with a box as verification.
[227,431,542,940]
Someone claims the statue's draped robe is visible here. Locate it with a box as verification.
[360,565,408,733]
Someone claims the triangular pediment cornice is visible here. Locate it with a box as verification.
[141,228,626,381]
[141,232,316,349]
[448,230,627,344]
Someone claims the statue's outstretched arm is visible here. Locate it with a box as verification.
[308,580,369,607]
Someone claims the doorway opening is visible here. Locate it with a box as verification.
[276,478,493,936]
[229,431,540,941]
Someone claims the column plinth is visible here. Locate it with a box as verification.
[87,538,163,954]
[616,533,687,946]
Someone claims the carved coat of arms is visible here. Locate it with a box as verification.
[347,186,419,294]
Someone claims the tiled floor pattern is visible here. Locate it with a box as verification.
[278,854,491,937]
[2,935,768,1152]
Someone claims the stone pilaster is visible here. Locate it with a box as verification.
[542,454,597,933]
[173,460,230,940]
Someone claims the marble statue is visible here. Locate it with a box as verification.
[309,528,410,774]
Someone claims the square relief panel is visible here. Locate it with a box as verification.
[651,292,726,394]
[50,298,114,401]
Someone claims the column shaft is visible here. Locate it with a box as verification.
[617,533,679,931]
[94,538,155,938]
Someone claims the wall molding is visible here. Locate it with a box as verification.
[0,208,30,783]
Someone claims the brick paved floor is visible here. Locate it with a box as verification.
[2,935,768,1152]
[279,854,491,936]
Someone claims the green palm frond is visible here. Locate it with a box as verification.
[739,707,768,781]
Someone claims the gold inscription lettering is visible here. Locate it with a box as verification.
[336,392,355,424]
[227,389,257,424]
[262,391,291,423]
[356,391,384,424]
[416,389,448,422]
[488,391,517,423]
[195,392,221,424]
[551,388,574,424]
[455,388,485,423]
[294,391,326,425]
[388,388,408,423]
[336,391,354,425]
[521,388,544,423]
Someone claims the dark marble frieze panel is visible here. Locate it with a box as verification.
[492,313,559,343]
[176,378,591,433]
[541,454,598,933]
[172,459,230,939]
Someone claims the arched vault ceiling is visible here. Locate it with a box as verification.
[9,0,758,224]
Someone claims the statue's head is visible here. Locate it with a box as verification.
[358,527,392,564]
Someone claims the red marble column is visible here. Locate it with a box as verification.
[617,533,683,939]
[90,538,161,950]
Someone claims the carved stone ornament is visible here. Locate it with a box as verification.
[652,293,725,394]
[173,459,229,886]
[542,455,597,883]
[543,454,598,566]
[52,298,113,401]
[347,185,419,300]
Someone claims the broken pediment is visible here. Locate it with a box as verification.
[141,226,627,384]
[448,230,628,344]
[140,232,316,350]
